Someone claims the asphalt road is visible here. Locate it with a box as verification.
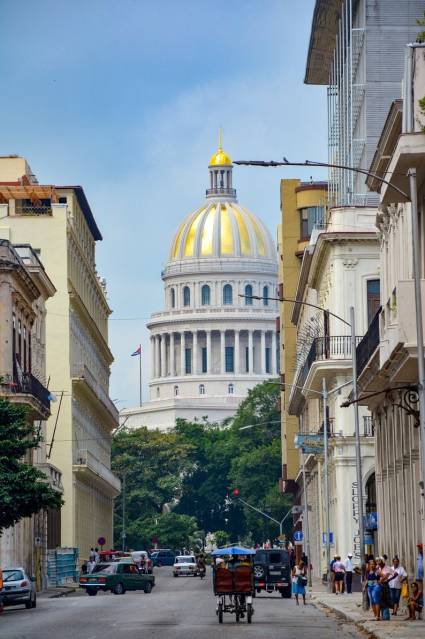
[1,568,364,639]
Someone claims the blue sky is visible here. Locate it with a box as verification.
[0,0,327,408]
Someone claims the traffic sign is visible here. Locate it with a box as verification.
[97,536,106,547]
[294,531,304,542]
[322,532,334,545]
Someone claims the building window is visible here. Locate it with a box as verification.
[183,286,190,307]
[201,284,210,305]
[202,347,207,373]
[170,288,175,308]
[174,385,179,396]
[225,346,234,373]
[263,286,269,306]
[228,383,234,395]
[199,384,205,395]
[185,347,192,374]
[223,283,233,305]
[245,347,249,372]
[265,347,271,373]
[245,284,253,305]
[367,279,380,325]
[300,206,325,240]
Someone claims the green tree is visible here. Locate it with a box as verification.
[143,512,199,551]
[0,400,63,533]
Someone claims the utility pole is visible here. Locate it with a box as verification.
[122,472,126,552]
[350,306,365,563]
[322,378,331,591]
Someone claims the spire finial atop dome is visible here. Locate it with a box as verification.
[209,129,232,167]
[218,126,223,150]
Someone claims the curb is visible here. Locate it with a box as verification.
[312,598,379,639]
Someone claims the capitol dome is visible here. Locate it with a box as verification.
[170,202,275,262]
[121,136,278,432]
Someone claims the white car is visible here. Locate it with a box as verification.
[173,555,197,577]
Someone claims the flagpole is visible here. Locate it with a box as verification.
[139,347,142,407]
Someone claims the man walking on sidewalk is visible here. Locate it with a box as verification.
[344,553,354,594]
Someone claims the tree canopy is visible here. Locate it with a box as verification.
[0,400,63,534]
[112,380,292,550]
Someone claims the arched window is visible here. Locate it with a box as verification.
[170,287,175,308]
[223,283,233,305]
[174,385,179,396]
[245,284,253,305]
[201,284,210,306]
[263,285,269,306]
[228,383,234,395]
[199,384,205,395]
[183,286,190,307]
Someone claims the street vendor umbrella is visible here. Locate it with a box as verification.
[211,546,255,556]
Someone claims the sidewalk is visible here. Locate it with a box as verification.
[311,588,425,639]
[38,582,83,599]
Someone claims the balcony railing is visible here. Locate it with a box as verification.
[6,363,51,412]
[363,416,375,437]
[296,335,362,390]
[206,187,237,197]
[74,449,121,494]
[15,204,52,216]
[356,309,380,377]
[71,363,118,422]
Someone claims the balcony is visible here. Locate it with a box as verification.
[290,336,361,408]
[73,449,121,497]
[356,310,380,378]
[71,363,118,427]
[0,368,51,419]
[37,462,63,493]
[363,416,375,437]
[206,187,237,197]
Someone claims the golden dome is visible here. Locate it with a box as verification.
[209,147,232,166]
[170,201,275,261]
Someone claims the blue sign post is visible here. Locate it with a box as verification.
[294,531,304,542]
[322,532,334,545]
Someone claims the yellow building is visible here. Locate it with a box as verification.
[278,180,327,492]
[0,157,120,561]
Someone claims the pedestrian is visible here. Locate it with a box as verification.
[416,543,423,589]
[301,552,308,566]
[366,558,381,620]
[330,555,337,592]
[87,559,96,574]
[377,556,393,621]
[81,560,88,575]
[89,547,96,561]
[344,553,354,594]
[389,556,407,616]
[333,556,345,595]
[291,560,307,606]
[405,581,424,621]
[94,547,100,563]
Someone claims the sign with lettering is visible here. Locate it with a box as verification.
[294,433,324,454]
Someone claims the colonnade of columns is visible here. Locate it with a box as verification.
[150,328,277,379]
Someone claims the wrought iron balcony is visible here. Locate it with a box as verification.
[356,309,380,377]
[296,335,361,390]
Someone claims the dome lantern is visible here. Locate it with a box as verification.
[207,129,236,199]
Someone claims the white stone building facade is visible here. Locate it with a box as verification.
[121,143,279,430]
[288,207,379,576]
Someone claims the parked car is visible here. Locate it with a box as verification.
[151,549,175,566]
[131,551,153,574]
[173,555,197,577]
[79,561,155,596]
[253,549,291,597]
[0,568,36,609]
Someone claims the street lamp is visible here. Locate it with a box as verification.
[235,156,425,551]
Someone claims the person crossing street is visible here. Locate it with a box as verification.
[344,553,354,594]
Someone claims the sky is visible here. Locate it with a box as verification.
[0,0,327,409]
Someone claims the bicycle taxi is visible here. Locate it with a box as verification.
[211,546,255,624]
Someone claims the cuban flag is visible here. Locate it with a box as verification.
[131,345,141,357]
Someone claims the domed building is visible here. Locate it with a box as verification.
[121,139,278,430]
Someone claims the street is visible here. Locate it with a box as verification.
[1,568,364,639]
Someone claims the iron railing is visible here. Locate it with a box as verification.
[356,309,380,377]
[15,203,52,216]
[296,335,361,390]
[206,187,237,197]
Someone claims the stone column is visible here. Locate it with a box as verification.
[193,331,198,375]
[206,330,212,373]
[150,337,155,379]
[180,332,186,375]
[155,335,161,378]
[170,332,175,376]
[220,330,225,374]
[272,331,277,374]
[248,330,254,373]
[234,329,240,374]
[160,334,166,377]
[260,330,266,374]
